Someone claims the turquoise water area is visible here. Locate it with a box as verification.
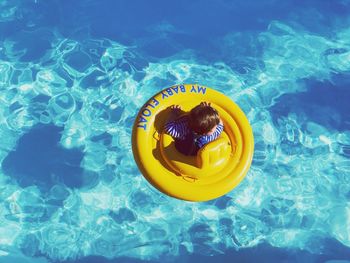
[0,0,350,262]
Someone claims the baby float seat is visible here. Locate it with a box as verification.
[132,84,254,202]
[160,131,234,181]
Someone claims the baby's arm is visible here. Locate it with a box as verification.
[196,120,224,148]
[211,119,224,139]
[164,120,182,138]
[168,105,182,119]
[163,105,187,138]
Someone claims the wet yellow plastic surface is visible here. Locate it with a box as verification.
[132,84,254,201]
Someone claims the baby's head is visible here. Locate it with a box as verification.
[189,103,220,135]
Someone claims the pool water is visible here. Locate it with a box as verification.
[0,0,350,262]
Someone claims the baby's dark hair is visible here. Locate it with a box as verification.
[189,103,220,135]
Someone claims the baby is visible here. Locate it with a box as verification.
[164,102,224,156]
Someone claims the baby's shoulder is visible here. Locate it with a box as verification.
[174,114,189,123]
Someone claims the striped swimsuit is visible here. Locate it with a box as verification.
[164,115,224,154]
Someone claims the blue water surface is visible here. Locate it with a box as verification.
[0,0,350,262]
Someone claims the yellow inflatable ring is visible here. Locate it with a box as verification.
[132,84,254,201]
